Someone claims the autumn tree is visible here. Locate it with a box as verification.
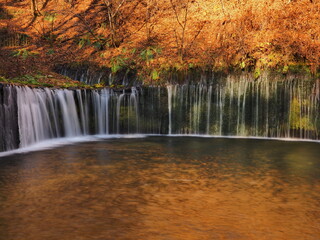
[169,0,207,60]
[143,0,159,43]
[169,0,190,59]
[31,0,41,16]
[102,0,128,47]
[3,0,318,76]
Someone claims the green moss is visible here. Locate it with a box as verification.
[287,64,311,75]
[10,74,41,85]
[0,76,9,82]
[42,83,54,87]
[12,48,39,60]
[93,83,105,88]
[110,55,128,73]
[290,98,315,131]
[151,69,159,80]
[254,68,261,79]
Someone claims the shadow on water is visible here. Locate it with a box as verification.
[0,137,319,240]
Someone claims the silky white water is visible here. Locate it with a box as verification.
[0,77,319,152]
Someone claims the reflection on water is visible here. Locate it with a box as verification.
[0,137,319,240]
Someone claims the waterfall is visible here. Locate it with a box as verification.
[206,85,212,134]
[116,91,125,134]
[164,79,319,138]
[55,65,109,85]
[167,85,174,135]
[76,89,88,135]
[0,85,19,151]
[93,89,111,134]
[0,77,320,153]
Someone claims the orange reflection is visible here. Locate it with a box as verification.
[0,139,319,240]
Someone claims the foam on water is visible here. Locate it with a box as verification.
[1,79,320,154]
[0,134,147,158]
[1,133,320,158]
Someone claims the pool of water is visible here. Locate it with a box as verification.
[0,137,319,240]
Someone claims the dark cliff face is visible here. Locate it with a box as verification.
[0,84,19,151]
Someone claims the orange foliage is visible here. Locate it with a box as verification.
[0,0,320,74]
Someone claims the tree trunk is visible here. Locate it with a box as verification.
[31,0,40,17]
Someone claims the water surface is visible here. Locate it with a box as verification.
[0,137,319,240]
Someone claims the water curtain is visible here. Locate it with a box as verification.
[0,78,319,152]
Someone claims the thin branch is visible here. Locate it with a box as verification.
[170,0,184,29]
[187,21,207,50]
[75,13,101,43]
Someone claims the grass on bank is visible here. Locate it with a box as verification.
[0,74,128,89]
[0,74,89,89]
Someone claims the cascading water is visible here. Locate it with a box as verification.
[166,78,320,138]
[55,64,136,86]
[167,85,175,135]
[0,77,320,153]
[55,66,109,85]
[0,85,19,151]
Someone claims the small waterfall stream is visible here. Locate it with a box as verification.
[0,85,19,151]
[1,77,320,152]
